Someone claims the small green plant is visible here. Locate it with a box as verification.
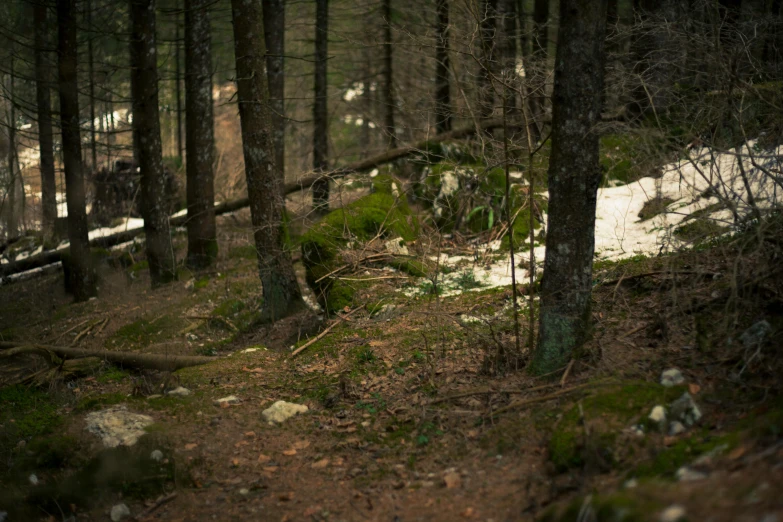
[356,345,376,364]
[454,270,485,290]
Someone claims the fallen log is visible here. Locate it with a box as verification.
[0,118,505,279]
[0,342,215,372]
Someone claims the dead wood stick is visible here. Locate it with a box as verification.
[95,317,110,334]
[560,359,575,387]
[618,323,647,340]
[135,492,178,521]
[72,319,102,345]
[289,307,362,358]
[0,342,215,371]
[598,270,717,287]
[487,380,616,417]
[54,318,93,343]
[313,253,398,284]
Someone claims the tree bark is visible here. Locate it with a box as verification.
[87,0,97,170]
[263,0,286,180]
[184,0,217,268]
[34,1,58,242]
[532,0,548,58]
[6,52,20,238]
[230,0,303,321]
[382,0,397,147]
[129,0,178,286]
[312,0,330,212]
[435,0,451,133]
[57,0,97,301]
[478,0,498,118]
[175,0,184,163]
[530,0,607,375]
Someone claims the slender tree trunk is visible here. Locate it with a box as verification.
[57,0,97,301]
[312,0,330,212]
[87,0,97,170]
[533,0,548,58]
[263,0,285,180]
[184,0,217,268]
[498,0,517,111]
[175,0,183,163]
[129,0,177,286]
[382,0,396,147]
[230,0,303,321]
[6,54,19,237]
[478,0,498,118]
[530,0,607,375]
[34,1,58,242]
[435,0,451,133]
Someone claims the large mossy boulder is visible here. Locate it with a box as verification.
[301,175,420,314]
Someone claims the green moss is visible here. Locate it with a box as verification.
[675,216,728,243]
[213,298,246,317]
[129,260,149,274]
[109,314,184,347]
[541,492,662,522]
[96,367,130,383]
[301,186,419,313]
[76,392,129,411]
[635,431,737,478]
[547,382,684,471]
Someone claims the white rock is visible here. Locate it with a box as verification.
[659,505,686,522]
[261,401,308,424]
[384,239,409,256]
[676,466,708,482]
[166,386,191,397]
[661,368,685,387]
[669,421,686,436]
[110,503,131,522]
[239,488,249,495]
[623,478,638,489]
[85,406,153,448]
[150,449,164,462]
[649,405,667,425]
[241,347,259,353]
[185,279,195,290]
[214,395,241,406]
[669,392,702,427]
[28,473,39,485]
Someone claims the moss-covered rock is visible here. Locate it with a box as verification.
[301,176,419,314]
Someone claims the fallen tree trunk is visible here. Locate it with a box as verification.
[0,342,215,372]
[1,118,506,279]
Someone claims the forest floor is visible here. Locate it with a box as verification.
[1,210,782,522]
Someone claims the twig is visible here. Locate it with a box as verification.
[618,324,647,340]
[186,315,238,332]
[94,317,110,334]
[487,381,616,417]
[53,318,92,343]
[560,359,575,387]
[289,307,361,358]
[135,492,177,521]
[72,319,102,345]
[427,378,590,406]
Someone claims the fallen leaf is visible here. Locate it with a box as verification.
[184,443,198,450]
[244,431,256,438]
[728,446,748,460]
[293,440,311,450]
[443,471,461,489]
[257,454,272,464]
[234,440,249,448]
[231,458,241,467]
[461,507,475,518]
[283,449,297,456]
[689,383,701,395]
[279,491,294,501]
[311,458,330,469]
[263,466,279,473]
[242,366,264,373]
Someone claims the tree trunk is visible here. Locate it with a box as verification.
[184,0,217,269]
[34,1,58,242]
[230,0,303,321]
[57,0,97,301]
[382,0,397,147]
[478,0,498,118]
[87,0,97,170]
[312,0,330,212]
[530,0,607,375]
[6,53,20,238]
[175,0,184,163]
[533,0,548,58]
[129,0,177,286]
[435,0,451,133]
[263,0,286,180]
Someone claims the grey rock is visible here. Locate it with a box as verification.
[669,392,702,427]
[623,478,638,489]
[0,512,7,522]
[676,466,707,482]
[661,368,685,387]
[372,304,397,321]
[659,505,687,522]
[648,405,667,431]
[28,473,39,485]
[669,421,686,436]
[166,386,191,397]
[261,401,308,424]
[110,503,131,522]
[150,449,164,462]
[85,406,153,448]
[739,320,772,349]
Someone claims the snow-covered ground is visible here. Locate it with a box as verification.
[408,143,782,297]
